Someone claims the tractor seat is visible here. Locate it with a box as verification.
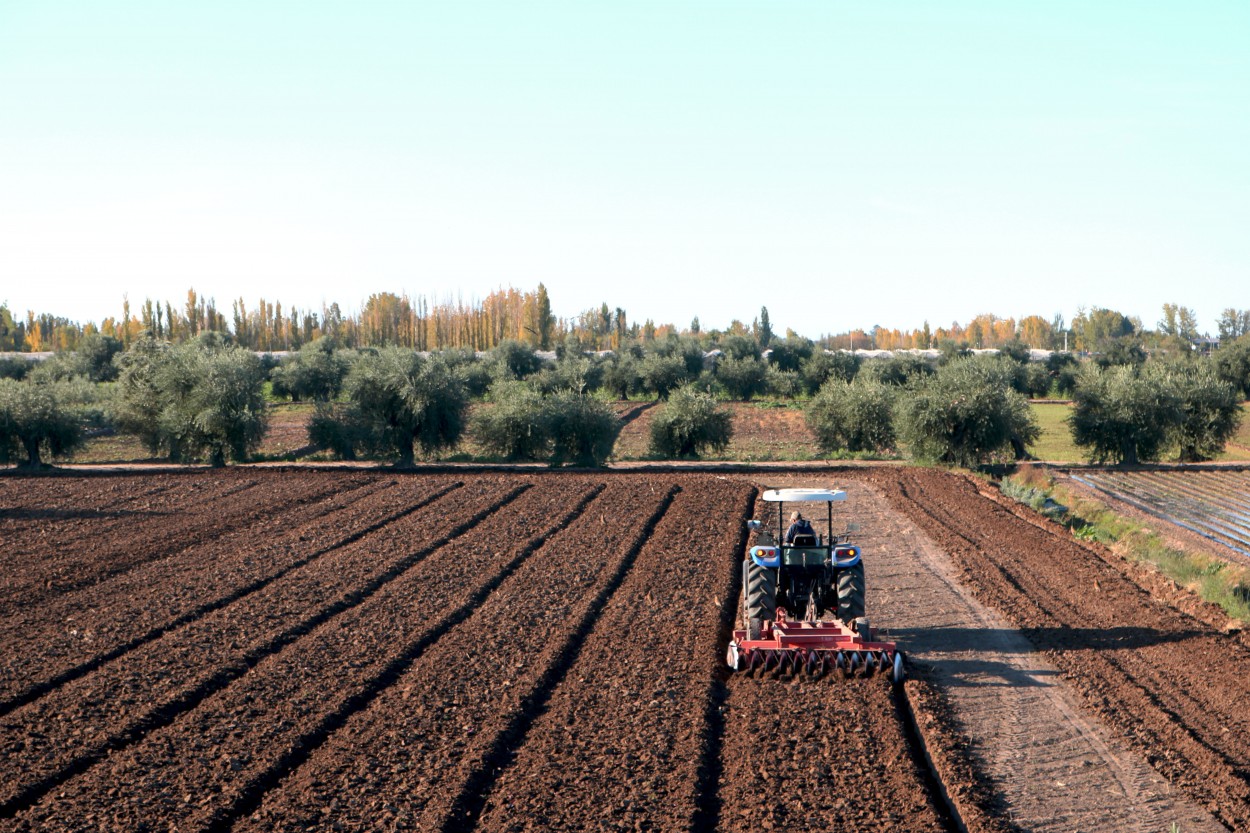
[789,533,817,547]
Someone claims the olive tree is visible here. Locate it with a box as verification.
[766,336,814,373]
[182,348,269,466]
[648,385,732,458]
[471,381,550,461]
[487,339,543,382]
[639,353,689,400]
[471,383,620,466]
[861,354,935,387]
[714,355,768,401]
[1068,363,1180,465]
[1214,335,1250,398]
[156,341,269,466]
[1071,362,1241,464]
[28,334,124,384]
[113,333,269,465]
[0,356,31,381]
[529,354,604,396]
[0,379,84,467]
[546,392,620,466]
[1173,365,1242,462]
[800,350,860,395]
[899,357,1039,467]
[806,379,896,455]
[339,348,468,465]
[269,338,353,401]
[438,348,493,399]
[602,352,642,399]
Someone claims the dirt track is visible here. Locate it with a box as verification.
[0,468,1245,831]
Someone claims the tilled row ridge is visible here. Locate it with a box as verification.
[234,481,679,833]
[1,479,522,821]
[0,475,410,707]
[468,478,755,832]
[1,473,348,612]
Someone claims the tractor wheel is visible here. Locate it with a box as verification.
[744,559,777,640]
[837,562,865,624]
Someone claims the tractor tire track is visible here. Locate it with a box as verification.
[872,468,1248,831]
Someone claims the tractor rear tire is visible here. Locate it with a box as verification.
[837,562,865,624]
[744,559,777,640]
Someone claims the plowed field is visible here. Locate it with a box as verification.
[0,468,1244,832]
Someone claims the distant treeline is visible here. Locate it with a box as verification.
[3,285,1250,356]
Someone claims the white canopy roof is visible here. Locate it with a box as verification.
[762,488,846,503]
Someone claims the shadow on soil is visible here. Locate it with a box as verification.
[894,625,1209,689]
[0,507,171,521]
[898,625,1208,652]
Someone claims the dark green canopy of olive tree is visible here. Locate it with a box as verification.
[342,348,468,465]
[648,384,732,459]
[806,378,897,455]
[899,356,1038,468]
[0,379,84,467]
[112,333,268,465]
[1070,362,1240,464]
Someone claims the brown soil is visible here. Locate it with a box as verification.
[0,468,1244,832]
[719,401,820,461]
[863,468,1246,831]
[611,400,818,461]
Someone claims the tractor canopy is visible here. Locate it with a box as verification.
[762,488,846,503]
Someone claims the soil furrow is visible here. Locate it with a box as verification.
[10,480,602,832]
[0,475,174,515]
[0,474,254,568]
[469,477,754,833]
[0,474,348,612]
[722,676,951,833]
[0,476,217,582]
[5,468,1246,833]
[234,481,676,832]
[0,482,523,820]
[0,477,456,714]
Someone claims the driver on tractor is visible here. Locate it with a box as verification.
[785,511,816,545]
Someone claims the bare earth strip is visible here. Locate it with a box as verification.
[854,471,1230,833]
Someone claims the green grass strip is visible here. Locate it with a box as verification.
[1002,469,1250,623]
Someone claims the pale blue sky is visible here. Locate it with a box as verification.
[1,1,1246,338]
